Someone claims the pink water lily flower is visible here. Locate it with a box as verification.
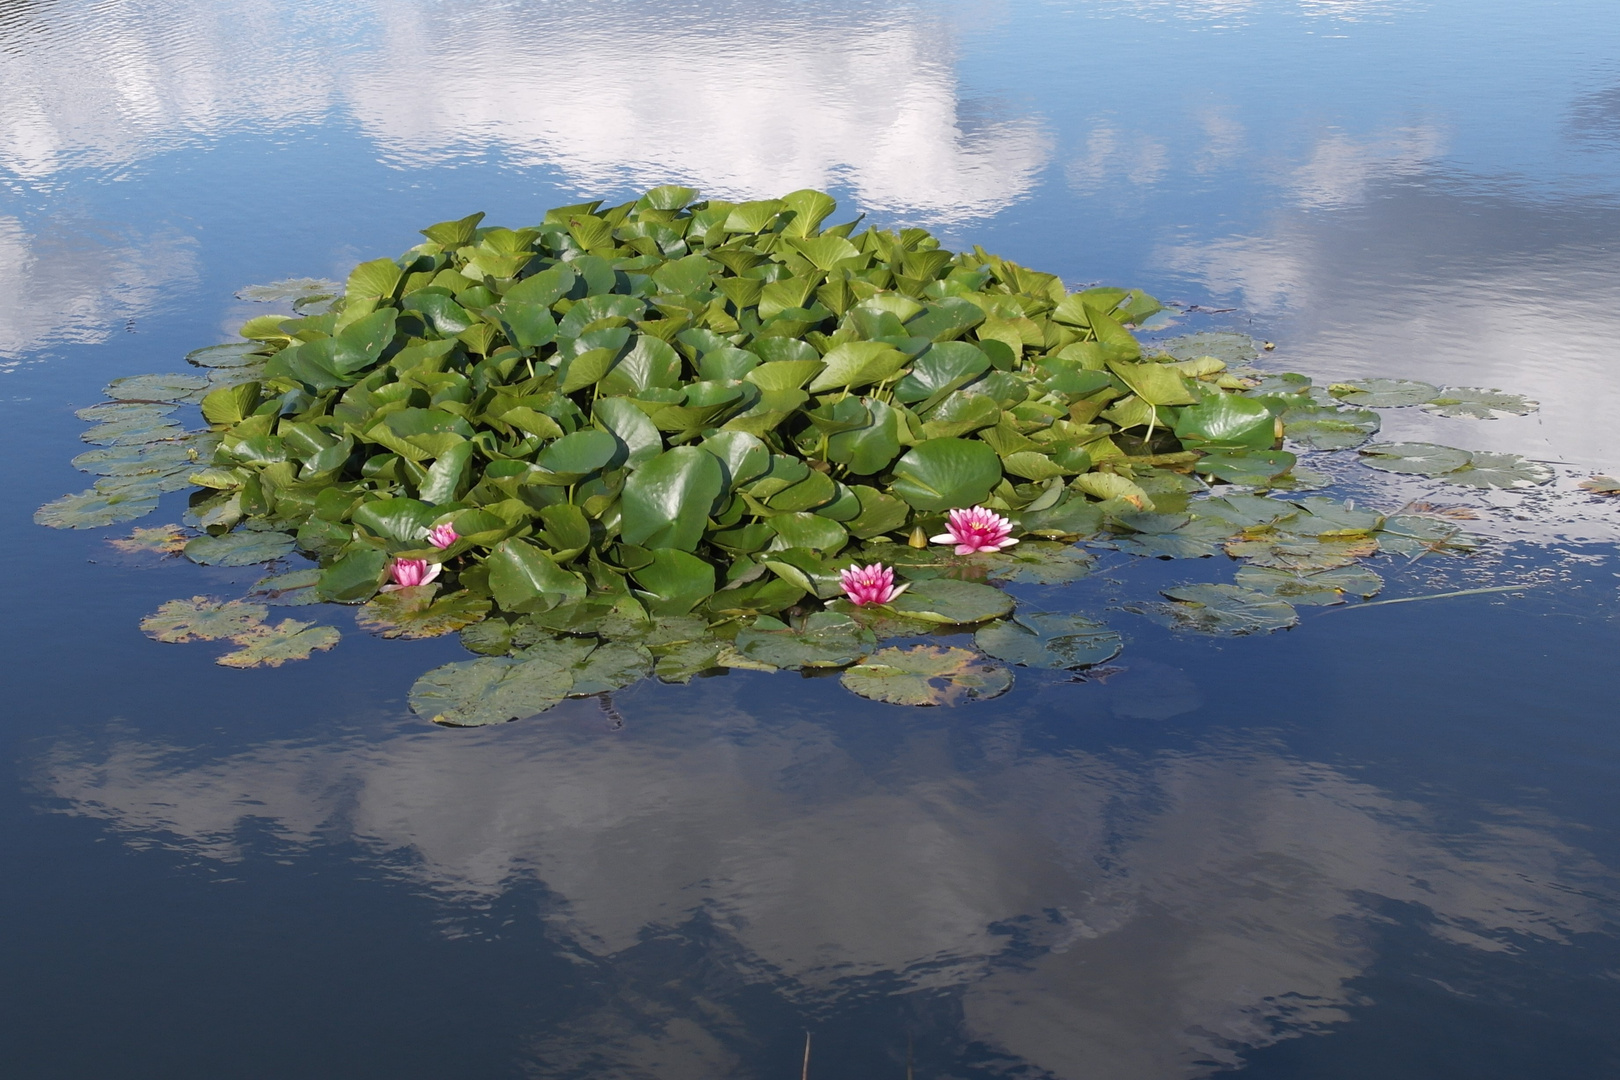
[840,563,908,607]
[931,506,1020,555]
[425,523,459,549]
[381,558,441,592]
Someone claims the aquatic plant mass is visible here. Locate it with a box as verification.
[38,187,1547,723]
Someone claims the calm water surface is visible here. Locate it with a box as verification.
[3,2,1619,1077]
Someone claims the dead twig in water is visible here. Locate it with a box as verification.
[801,1031,812,1080]
[1326,583,1535,612]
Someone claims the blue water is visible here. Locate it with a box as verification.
[3,1,1620,1076]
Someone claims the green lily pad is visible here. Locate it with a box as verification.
[1438,452,1554,489]
[1281,406,1380,450]
[141,596,269,642]
[840,645,1013,706]
[236,278,343,303]
[80,416,187,446]
[975,612,1122,669]
[887,577,1014,624]
[1421,387,1538,419]
[1277,497,1384,538]
[1225,536,1379,570]
[103,373,210,402]
[733,612,872,669]
[356,585,493,639]
[459,617,558,656]
[409,653,576,726]
[1154,332,1260,364]
[1233,564,1384,605]
[1329,378,1440,408]
[564,641,655,696]
[35,489,160,529]
[1377,514,1480,556]
[651,638,726,683]
[187,342,273,369]
[979,541,1097,584]
[72,442,198,476]
[184,530,297,566]
[247,568,323,606]
[1151,584,1299,634]
[217,619,341,668]
[1359,441,1472,477]
[75,401,177,424]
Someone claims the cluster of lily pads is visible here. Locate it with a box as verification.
[37,188,1551,721]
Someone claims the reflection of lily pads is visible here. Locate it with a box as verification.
[184,530,298,566]
[1234,564,1383,605]
[975,612,1122,669]
[409,653,575,726]
[887,577,1014,624]
[1154,584,1299,634]
[103,373,210,402]
[841,646,1013,706]
[1329,379,1439,408]
[979,541,1097,584]
[357,585,493,639]
[1358,442,1472,477]
[1438,452,1554,490]
[248,568,323,605]
[217,619,341,668]
[141,596,269,642]
[108,524,189,555]
[1421,387,1538,419]
[35,489,159,529]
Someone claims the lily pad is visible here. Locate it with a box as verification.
[1154,332,1260,364]
[103,373,210,402]
[72,442,198,477]
[409,653,576,726]
[1225,536,1379,571]
[236,278,343,303]
[1282,406,1380,450]
[1421,387,1538,420]
[840,646,1013,706]
[1152,584,1299,634]
[1233,564,1384,606]
[1359,442,1472,477]
[975,612,1122,669]
[979,541,1097,584]
[565,641,655,696]
[80,416,187,445]
[216,619,341,668]
[75,401,177,424]
[356,585,493,639]
[187,342,272,369]
[248,568,323,606]
[887,577,1014,625]
[733,612,872,669]
[141,597,269,642]
[1579,476,1620,495]
[35,489,159,529]
[1438,452,1554,489]
[107,524,189,555]
[184,530,298,566]
[1329,379,1440,408]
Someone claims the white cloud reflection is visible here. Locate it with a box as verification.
[38,677,1612,1079]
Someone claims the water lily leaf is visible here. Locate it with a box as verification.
[1194,449,1296,485]
[840,646,1012,706]
[1358,441,1472,477]
[1279,496,1384,537]
[1234,564,1384,605]
[108,524,190,555]
[1193,493,1292,529]
[248,568,323,605]
[651,638,726,683]
[81,415,187,445]
[488,538,588,613]
[1421,387,1538,419]
[1173,392,1273,449]
[889,438,1003,511]
[73,442,197,476]
[76,401,177,424]
[408,653,575,726]
[1281,405,1380,450]
[975,612,1121,669]
[1438,451,1554,489]
[1377,515,1479,556]
[35,489,159,529]
[979,541,1097,584]
[1072,472,1153,509]
[565,641,654,696]
[887,577,1013,624]
[1329,378,1439,408]
[1154,584,1298,634]
[236,277,342,303]
[217,619,341,668]
[357,585,493,639]
[734,612,872,670]
[807,341,909,393]
[1154,332,1259,364]
[141,597,269,642]
[104,373,210,402]
[1225,536,1379,570]
[1579,476,1620,495]
[184,530,297,566]
[632,548,716,615]
[620,446,726,551]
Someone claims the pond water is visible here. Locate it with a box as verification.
[4,1,1620,1076]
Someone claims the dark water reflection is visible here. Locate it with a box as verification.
[4,0,1620,1076]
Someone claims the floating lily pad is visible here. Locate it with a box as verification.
[733,612,872,669]
[1579,476,1620,495]
[141,596,269,642]
[565,641,655,696]
[35,489,159,529]
[975,612,1122,669]
[187,342,272,369]
[107,524,189,555]
[1225,536,1379,571]
[93,470,195,498]
[409,653,575,726]
[650,638,726,683]
[1278,496,1384,538]
[1438,452,1554,489]
[1152,584,1299,634]
[216,619,341,668]
[80,416,187,446]
[887,577,1014,625]
[103,373,210,402]
[1329,378,1440,408]
[1359,441,1472,477]
[979,541,1097,584]
[841,646,1013,706]
[72,442,197,476]
[75,401,177,424]
[1421,387,1538,420]
[1193,493,1292,530]
[248,568,323,605]
[184,530,298,566]
[356,585,493,639]
[1154,332,1259,364]
[1282,406,1380,450]
[459,617,558,656]
[236,278,343,303]
[1233,564,1383,605]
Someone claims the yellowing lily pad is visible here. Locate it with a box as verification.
[840,645,1013,706]
[141,596,269,642]
[356,585,493,639]
[217,619,341,668]
[108,524,189,555]
[1233,564,1384,606]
